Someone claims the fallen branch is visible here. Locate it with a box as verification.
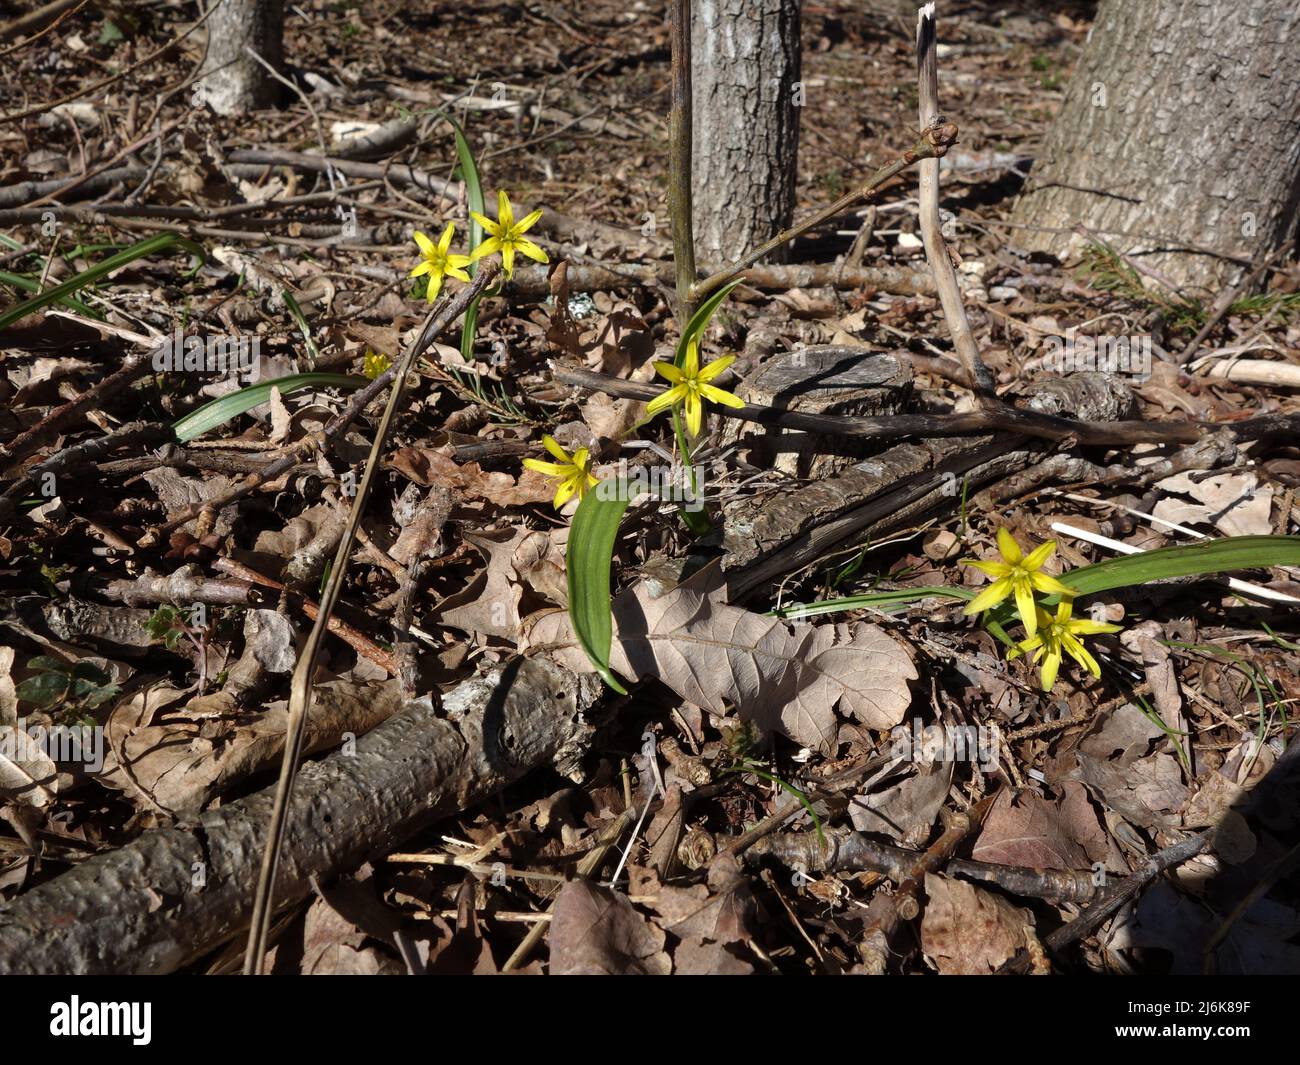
[553,365,1203,445]
[0,657,598,975]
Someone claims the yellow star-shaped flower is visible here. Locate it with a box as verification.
[523,435,598,509]
[362,349,391,380]
[644,339,744,437]
[1008,598,1122,690]
[961,527,1073,636]
[469,190,548,278]
[409,222,472,303]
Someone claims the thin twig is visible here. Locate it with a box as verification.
[915,3,996,398]
[243,262,500,975]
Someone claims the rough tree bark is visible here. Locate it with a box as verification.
[691,0,802,263]
[0,658,597,974]
[197,0,285,116]
[1010,0,1300,294]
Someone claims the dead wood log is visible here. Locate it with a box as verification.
[720,347,913,478]
[0,657,598,974]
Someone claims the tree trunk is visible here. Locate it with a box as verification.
[197,0,285,116]
[1010,0,1300,296]
[691,0,802,264]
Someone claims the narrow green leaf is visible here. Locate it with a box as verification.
[769,535,1300,619]
[1056,535,1300,597]
[567,480,637,693]
[674,277,744,367]
[171,373,366,443]
[282,289,320,366]
[0,270,99,318]
[0,232,205,331]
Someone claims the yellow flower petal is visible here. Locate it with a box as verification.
[523,458,569,476]
[696,354,736,382]
[437,222,456,252]
[1015,581,1038,637]
[653,361,683,384]
[515,238,549,264]
[1040,649,1062,690]
[470,236,501,262]
[645,385,686,416]
[514,208,543,234]
[683,339,700,377]
[409,261,432,278]
[684,392,703,436]
[963,559,1012,578]
[413,230,437,256]
[1023,539,1057,570]
[963,578,1011,616]
[425,272,444,303]
[497,190,514,230]
[553,479,577,508]
[501,243,516,277]
[996,527,1023,564]
[1030,571,1074,597]
[699,383,744,408]
[445,265,471,284]
[470,211,499,236]
[541,435,570,462]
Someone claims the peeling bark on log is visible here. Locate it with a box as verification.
[0,658,599,974]
[720,372,1135,599]
[722,346,913,478]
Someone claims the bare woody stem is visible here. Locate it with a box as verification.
[916,3,997,398]
[689,126,957,306]
[667,0,697,325]
[243,259,500,975]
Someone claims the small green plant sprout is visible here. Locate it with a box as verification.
[523,434,598,509]
[362,349,391,380]
[469,191,548,278]
[645,338,744,436]
[1008,598,1122,690]
[16,656,119,721]
[961,527,1072,636]
[410,222,472,303]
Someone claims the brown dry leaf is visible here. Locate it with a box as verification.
[97,679,404,814]
[527,577,915,752]
[1070,702,1189,829]
[972,782,1108,870]
[387,445,552,507]
[610,580,916,752]
[300,895,402,976]
[549,881,670,975]
[0,725,58,809]
[921,873,1040,975]
[1153,470,1274,537]
[673,937,755,974]
[850,760,953,845]
[433,528,527,642]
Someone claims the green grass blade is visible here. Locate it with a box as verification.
[0,270,99,318]
[171,373,366,443]
[281,289,320,366]
[0,232,205,331]
[567,480,635,693]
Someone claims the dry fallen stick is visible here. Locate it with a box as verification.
[0,657,597,974]
[748,828,1100,904]
[915,4,996,398]
[245,261,500,973]
[553,365,1202,445]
